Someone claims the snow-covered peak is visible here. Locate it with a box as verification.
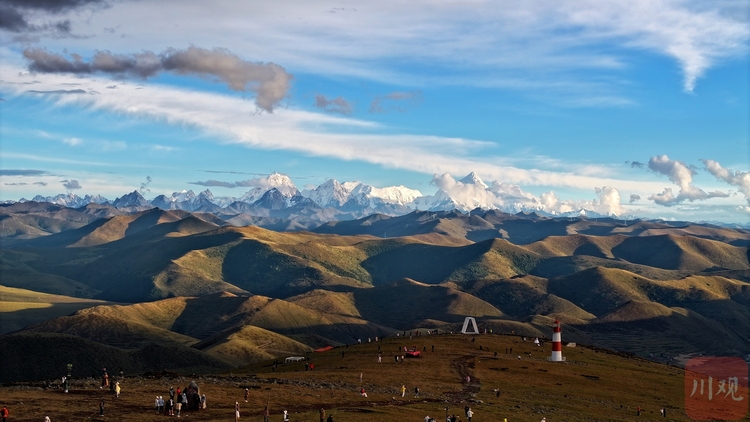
[351,184,422,206]
[306,179,352,207]
[29,193,109,208]
[197,189,214,201]
[460,172,488,189]
[171,190,196,203]
[112,190,149,208]
[266,172,297,189]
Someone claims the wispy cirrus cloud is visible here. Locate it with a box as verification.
[39,1,747,97]
[0,169,49,176]
[0,62,671,195]
[369,91,422,113]
[189,179,260,188]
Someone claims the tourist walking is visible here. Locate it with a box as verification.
[235,401,240,422]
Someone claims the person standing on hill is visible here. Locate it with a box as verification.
[99,399,105,416]
[1,405,8,422]
[244,388,249,402]
[235,401,240,422]
[401,385,406,397]
[283,410,289,422]
[414,386,420,398]
[319,408,325,422]
[114,382,121,398]
[466,408,473,422]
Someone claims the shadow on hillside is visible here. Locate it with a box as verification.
[0,301,110,335]
[569,302,750,360]
[361,240,496,285]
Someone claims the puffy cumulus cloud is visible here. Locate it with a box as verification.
[62,179,82,190]
[23,47,293,112]
[426,172,623,216]
[647,155,728,206]
[489,181,536,202]
[429,172,499,210]
[629,194,641,203]
[369,91,422,113]
[701,159,750,205]
[314,94,353,115]
[593,186,623,216]
[536,187,623,216]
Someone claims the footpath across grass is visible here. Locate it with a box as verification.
[0,333,694,421]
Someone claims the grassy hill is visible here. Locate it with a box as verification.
[1,210,748,374]
[0,285,111,334]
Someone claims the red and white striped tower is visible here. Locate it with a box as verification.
[550,319,563,362]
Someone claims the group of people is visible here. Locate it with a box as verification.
[155,385,206,417]
[99,368,121,398]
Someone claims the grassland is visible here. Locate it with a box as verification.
[0,334,698,422]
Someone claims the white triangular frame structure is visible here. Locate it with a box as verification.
[461,317,479,334]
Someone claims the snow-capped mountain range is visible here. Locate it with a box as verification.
[17,171,620,221]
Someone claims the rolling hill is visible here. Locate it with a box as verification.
[1,207,748,382]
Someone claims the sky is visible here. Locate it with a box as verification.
[0,0,749,223]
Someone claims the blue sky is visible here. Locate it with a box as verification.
[0,0,748,222]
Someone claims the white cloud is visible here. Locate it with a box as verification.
[702,159,750,205]
[63,137,82,146]
[647,155,729,206]
[1,63,672,197]
[426,172,624,216]
[29,0,748,96]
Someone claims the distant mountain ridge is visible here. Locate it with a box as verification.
[10,171,703,228]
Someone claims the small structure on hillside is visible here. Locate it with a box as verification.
[548,319,565,362]
[461,317,479,334]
